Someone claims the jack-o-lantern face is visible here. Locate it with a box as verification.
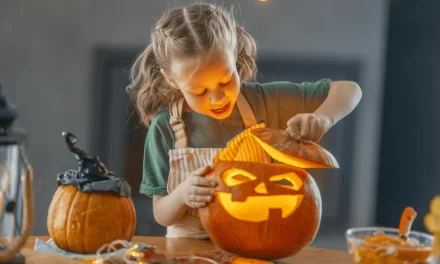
[199,161,321,260]
[217,168,304,222]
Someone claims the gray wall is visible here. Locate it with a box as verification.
[0,0,388,236]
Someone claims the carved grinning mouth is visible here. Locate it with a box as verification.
[216,192,304,222]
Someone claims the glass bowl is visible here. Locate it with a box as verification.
[345,227,433,263]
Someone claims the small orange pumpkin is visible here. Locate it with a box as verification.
[47,132,136,254]
[199,124,338,260]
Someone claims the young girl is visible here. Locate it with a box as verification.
[127,3,362,239]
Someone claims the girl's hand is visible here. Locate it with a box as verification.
[286,113,332,142]
[177,165,217,208]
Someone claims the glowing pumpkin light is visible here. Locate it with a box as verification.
[217,166,305,222]
[199,124,338,260]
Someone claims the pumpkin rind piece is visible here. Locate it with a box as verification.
[251,128,339,169]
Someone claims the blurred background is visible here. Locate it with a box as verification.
[1,0,439,251]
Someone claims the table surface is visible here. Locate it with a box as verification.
[22,236,352,264]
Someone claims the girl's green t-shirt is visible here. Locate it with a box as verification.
[141,79,331,196]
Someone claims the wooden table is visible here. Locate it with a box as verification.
[20,236,352,264]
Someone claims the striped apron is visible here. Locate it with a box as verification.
[166,93,260,239]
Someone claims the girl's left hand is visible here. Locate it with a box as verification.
[286,113,332,142]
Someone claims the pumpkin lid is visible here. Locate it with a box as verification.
[251,128,339,169]
[56,131,131,197]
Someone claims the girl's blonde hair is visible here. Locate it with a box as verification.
[126,3,258,128]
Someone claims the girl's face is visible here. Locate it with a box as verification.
[167,49,240,120]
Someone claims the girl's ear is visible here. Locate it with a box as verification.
[160,69,178,89]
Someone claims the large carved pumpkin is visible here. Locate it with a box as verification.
[199,124,338,260]
[47,132,136,254]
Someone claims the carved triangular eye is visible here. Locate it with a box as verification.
[272,178,292,186]
[270,172,303,191]
[222,168,257,186]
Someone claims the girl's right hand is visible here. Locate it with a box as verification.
[178,165,217,208]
